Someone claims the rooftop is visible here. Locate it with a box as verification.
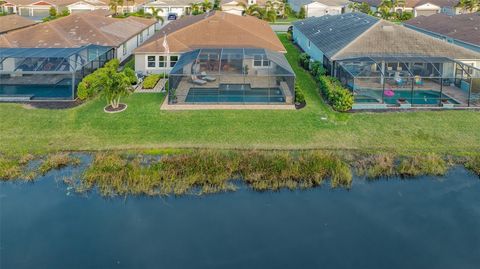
[293,13,480,60]
[405,13,480,47]
[0,11,156,48]
[0,14,37,34]
[350,0,459,8]
[134,11,286,54]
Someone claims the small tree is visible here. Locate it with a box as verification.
[298,6,306,19]
[101,60,132,109]
[49,7,57,17]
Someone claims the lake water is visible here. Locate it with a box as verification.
[1,163,479,269]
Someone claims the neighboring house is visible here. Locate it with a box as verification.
[350,0,463,17]
[143,0,191,17]
[0,0,147,20]
[134,11,295,106]
[404,13,480,53]
[292,13,480,109]
[221,0,247,16]
[0,14,37,33]
[290,0,350,17]
[256,0,286,16]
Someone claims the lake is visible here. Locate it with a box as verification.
[1,162,479,269]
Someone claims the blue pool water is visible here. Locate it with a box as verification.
[1,159,480,269]
[355,90,459,105]
[186,84,285,103]
[0,83,73,100]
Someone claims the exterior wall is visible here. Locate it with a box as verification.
[413,3,440,17]
[292,26,325,62]
[144,5,189,17]
[67,3,108,13]
[134,53,182,75]
[304,2,343,17]
[221,4,244,16]
[117,24,156,63]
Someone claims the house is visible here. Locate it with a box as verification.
[134,11,295,106]
[0,10,156,62]
[404,13,480,54]
[0,0,147,20]
[292,13,480,109]
[289,0,350,17]
[0,14,37,33]
[0,11,156,101]
[143,0,191,18]
[221,0,247,16]
[350,0,463,17]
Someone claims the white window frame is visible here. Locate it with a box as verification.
[253,55,270,68]
[147,55,156,68]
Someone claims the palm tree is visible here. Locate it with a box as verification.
[457,0,479,12]
[242,3,261,17]
[150,7,164,25]
[200,0,213,12]
[189,2,202,15]
[378,0,393,19]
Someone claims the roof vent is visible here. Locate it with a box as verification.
[329,28,332,31]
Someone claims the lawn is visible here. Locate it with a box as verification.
[0,35,479,155]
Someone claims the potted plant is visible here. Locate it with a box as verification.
[397,98,411,108]
[441,98,454,108]
[244,65,249,75]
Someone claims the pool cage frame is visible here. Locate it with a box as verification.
[0,45,114,101]
[167,48,296,105]
[334,56,480,108]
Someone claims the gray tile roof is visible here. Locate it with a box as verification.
[292,13,379,58]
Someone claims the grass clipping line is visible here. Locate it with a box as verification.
[78,151,353,197]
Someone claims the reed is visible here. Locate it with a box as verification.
[38,153,80,175]
[465,156,480,177]
[397,153,448,177]
[0,156,22,180]
[355,154,396,179]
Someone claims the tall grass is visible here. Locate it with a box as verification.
[38,153,80,175]
[78,150,352,197]
[397,153,448,177]
[465,156,480,177]
[355,154,396,179]
[0,154,36,180]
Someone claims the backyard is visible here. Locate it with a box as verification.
[0,35,479,155]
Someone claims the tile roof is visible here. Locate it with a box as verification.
[293,13,480,60]
[404,13,480,47]
[0,14,37,34]
[350,0,459,8]
[0,11,155,48]
[293,13,379,58]
[290,0,350,6]
[134,11,286,54]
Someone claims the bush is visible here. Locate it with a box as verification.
[295,84,305,104]
[318,76,353,112]
[123,67,137,85]
[310,61,326,77]
[299,53,310,70]
[142,74,161,89]
[77,73,99,100]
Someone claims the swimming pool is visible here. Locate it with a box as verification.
[0,83,73,100]
[185,84,286,103]
[355,90,459,105]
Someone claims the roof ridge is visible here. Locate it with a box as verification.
[331,18,381,60]
[221,15,285,52]
[77,14,119,46]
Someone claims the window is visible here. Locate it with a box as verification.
[170,55,178,67]
[308,40,311,49]
[139,33,143,43]
[253,55,270,67]
[123,44,127,56]
[147,56,156,68]
[158,56,166,68]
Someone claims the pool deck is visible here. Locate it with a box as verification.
[160,97,295,110]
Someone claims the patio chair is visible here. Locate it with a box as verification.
[200,72,216,82]
[191,75,207,85]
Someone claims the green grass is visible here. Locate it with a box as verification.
[0,34,479,154]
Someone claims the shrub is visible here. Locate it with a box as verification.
[77,72,99,100]
[310,61,326,77]
[143,74,161,89]
[318,76,353,112]
[299,53,310,70]
[123,67,137,85]
[295,84,305,104]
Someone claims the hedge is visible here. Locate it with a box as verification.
[318,76,353,112]
[142,74,161,89]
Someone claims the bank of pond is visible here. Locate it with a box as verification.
[1,151,479,197]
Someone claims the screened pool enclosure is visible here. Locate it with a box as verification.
[168,48,295,105]
[335,57,480,108]
[0,45,114,101]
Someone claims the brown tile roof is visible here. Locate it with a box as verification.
[0,11,155,48]
[0,14,37,34]
[351,0,459,8]
[332,20,480,60]
[134,11,286,54]
[405,13,480,47]
[3,0,146,6]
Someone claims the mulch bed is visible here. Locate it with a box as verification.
[295,102,306,110]
[104,103,127,113]
[20,100,83,109]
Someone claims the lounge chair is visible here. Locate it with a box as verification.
[200,72,216,82]
[191,75,207,85]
